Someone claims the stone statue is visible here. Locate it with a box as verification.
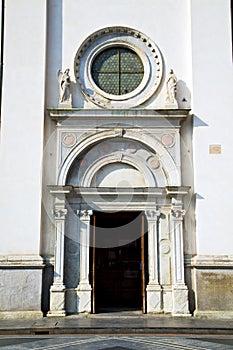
[166,69,177,106]
[57,68,71,104]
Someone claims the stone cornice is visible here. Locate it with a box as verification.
[48,186,190,198]
[47,108,191,122]
[185,255,233,268]
[0,255,45,268]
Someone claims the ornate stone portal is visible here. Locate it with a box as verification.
[47,109,191,316]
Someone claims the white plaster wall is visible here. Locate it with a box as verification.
[61,0,193,107]
[0,0,46,254]
[191,0,233,254]
[1,0,231,257]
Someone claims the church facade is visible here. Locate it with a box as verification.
[0,0,232,319]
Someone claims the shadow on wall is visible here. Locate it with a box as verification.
[41,262,53,316]
[176,80,191,109]
[64,235,80,315]
[70,81,85,108]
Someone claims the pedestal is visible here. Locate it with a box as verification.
[146,284,162,313]
[76,283,92,313]
[172,285,190,316]
[47,284,66,317]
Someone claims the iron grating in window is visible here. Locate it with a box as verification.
[91,47,144,95]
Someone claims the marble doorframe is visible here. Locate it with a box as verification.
[47,186,190,316]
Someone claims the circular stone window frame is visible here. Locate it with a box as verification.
[74,27,164,108]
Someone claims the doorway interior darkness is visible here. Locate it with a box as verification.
[90,211,148,313]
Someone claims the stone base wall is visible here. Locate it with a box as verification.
[0,255,45,319]
[186,255,233,318]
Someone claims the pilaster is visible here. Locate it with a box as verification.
[170,199,190,316]
[47,200,67,317]
[76,210,93,313]
[145,209,162,313]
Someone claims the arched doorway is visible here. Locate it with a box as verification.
[90,211,148,313]
[47,108,191,317]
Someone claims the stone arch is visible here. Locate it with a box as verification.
[58,129,180,187]
[80,153,156,187]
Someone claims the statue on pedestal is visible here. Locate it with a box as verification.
[165,69,178,108]
[57,69,72,107]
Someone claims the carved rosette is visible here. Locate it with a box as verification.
[62,133,77,148]
[160,239,171,255]
[161,133,175,148]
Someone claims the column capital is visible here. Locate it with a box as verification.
[53,207,67,220]
[171,208,186,219]
[145,209,160,221]
[77,210,93,220]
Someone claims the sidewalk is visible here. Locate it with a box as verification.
[0,314,233,335]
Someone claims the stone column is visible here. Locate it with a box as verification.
[48,201,67,317]
[170,201,190,316]
[76,210,93,313]
[145,209,162,313]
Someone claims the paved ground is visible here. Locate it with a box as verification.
[0,335,233,350]
[0,314,233,335]
[0,314,233,349]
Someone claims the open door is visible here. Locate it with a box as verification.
[91,211,147,313]
[141,213,146,313]
[91,214,96,314]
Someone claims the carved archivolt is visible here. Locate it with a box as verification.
[58,130,180,188]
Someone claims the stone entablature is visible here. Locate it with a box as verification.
[47,108,190,188]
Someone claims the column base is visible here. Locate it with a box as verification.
[146,284,162,313]
[48,283,66,317]
[47,310,66,317]
[172,285,190,316]
[76,283,92,313]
